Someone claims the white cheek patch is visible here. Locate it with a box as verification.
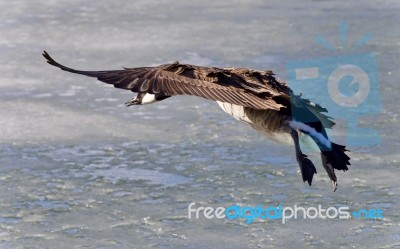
[288,120,332,149]
[141,93,157,104]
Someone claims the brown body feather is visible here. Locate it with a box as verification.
[42,51,350,190]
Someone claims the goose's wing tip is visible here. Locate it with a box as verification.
[42,50,50,59]
[42,50,56,65]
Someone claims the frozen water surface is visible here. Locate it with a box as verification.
[1,0,400,248]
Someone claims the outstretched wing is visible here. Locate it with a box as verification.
[43,51,287,110]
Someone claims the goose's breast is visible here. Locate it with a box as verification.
[216,102,254,124]
[217,102,294,144]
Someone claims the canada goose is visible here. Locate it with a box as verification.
[42,51,350,191]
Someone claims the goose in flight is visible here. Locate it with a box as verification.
[42,51,350,191]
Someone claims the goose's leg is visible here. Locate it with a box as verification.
[290,129,317,186]
[320,153,338,191]
[125,96,140,106]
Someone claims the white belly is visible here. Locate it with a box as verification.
[216,101,253,124]
[216,101,294,145]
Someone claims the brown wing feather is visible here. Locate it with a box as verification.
[42,51,286,110]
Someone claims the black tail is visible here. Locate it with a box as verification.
[292,120,351,172]
[292,120,351,190]
[321,142,350,172]
[285,93,351,190]
[319,142,350,191]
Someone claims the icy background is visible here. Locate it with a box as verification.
[1,0,399,248]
